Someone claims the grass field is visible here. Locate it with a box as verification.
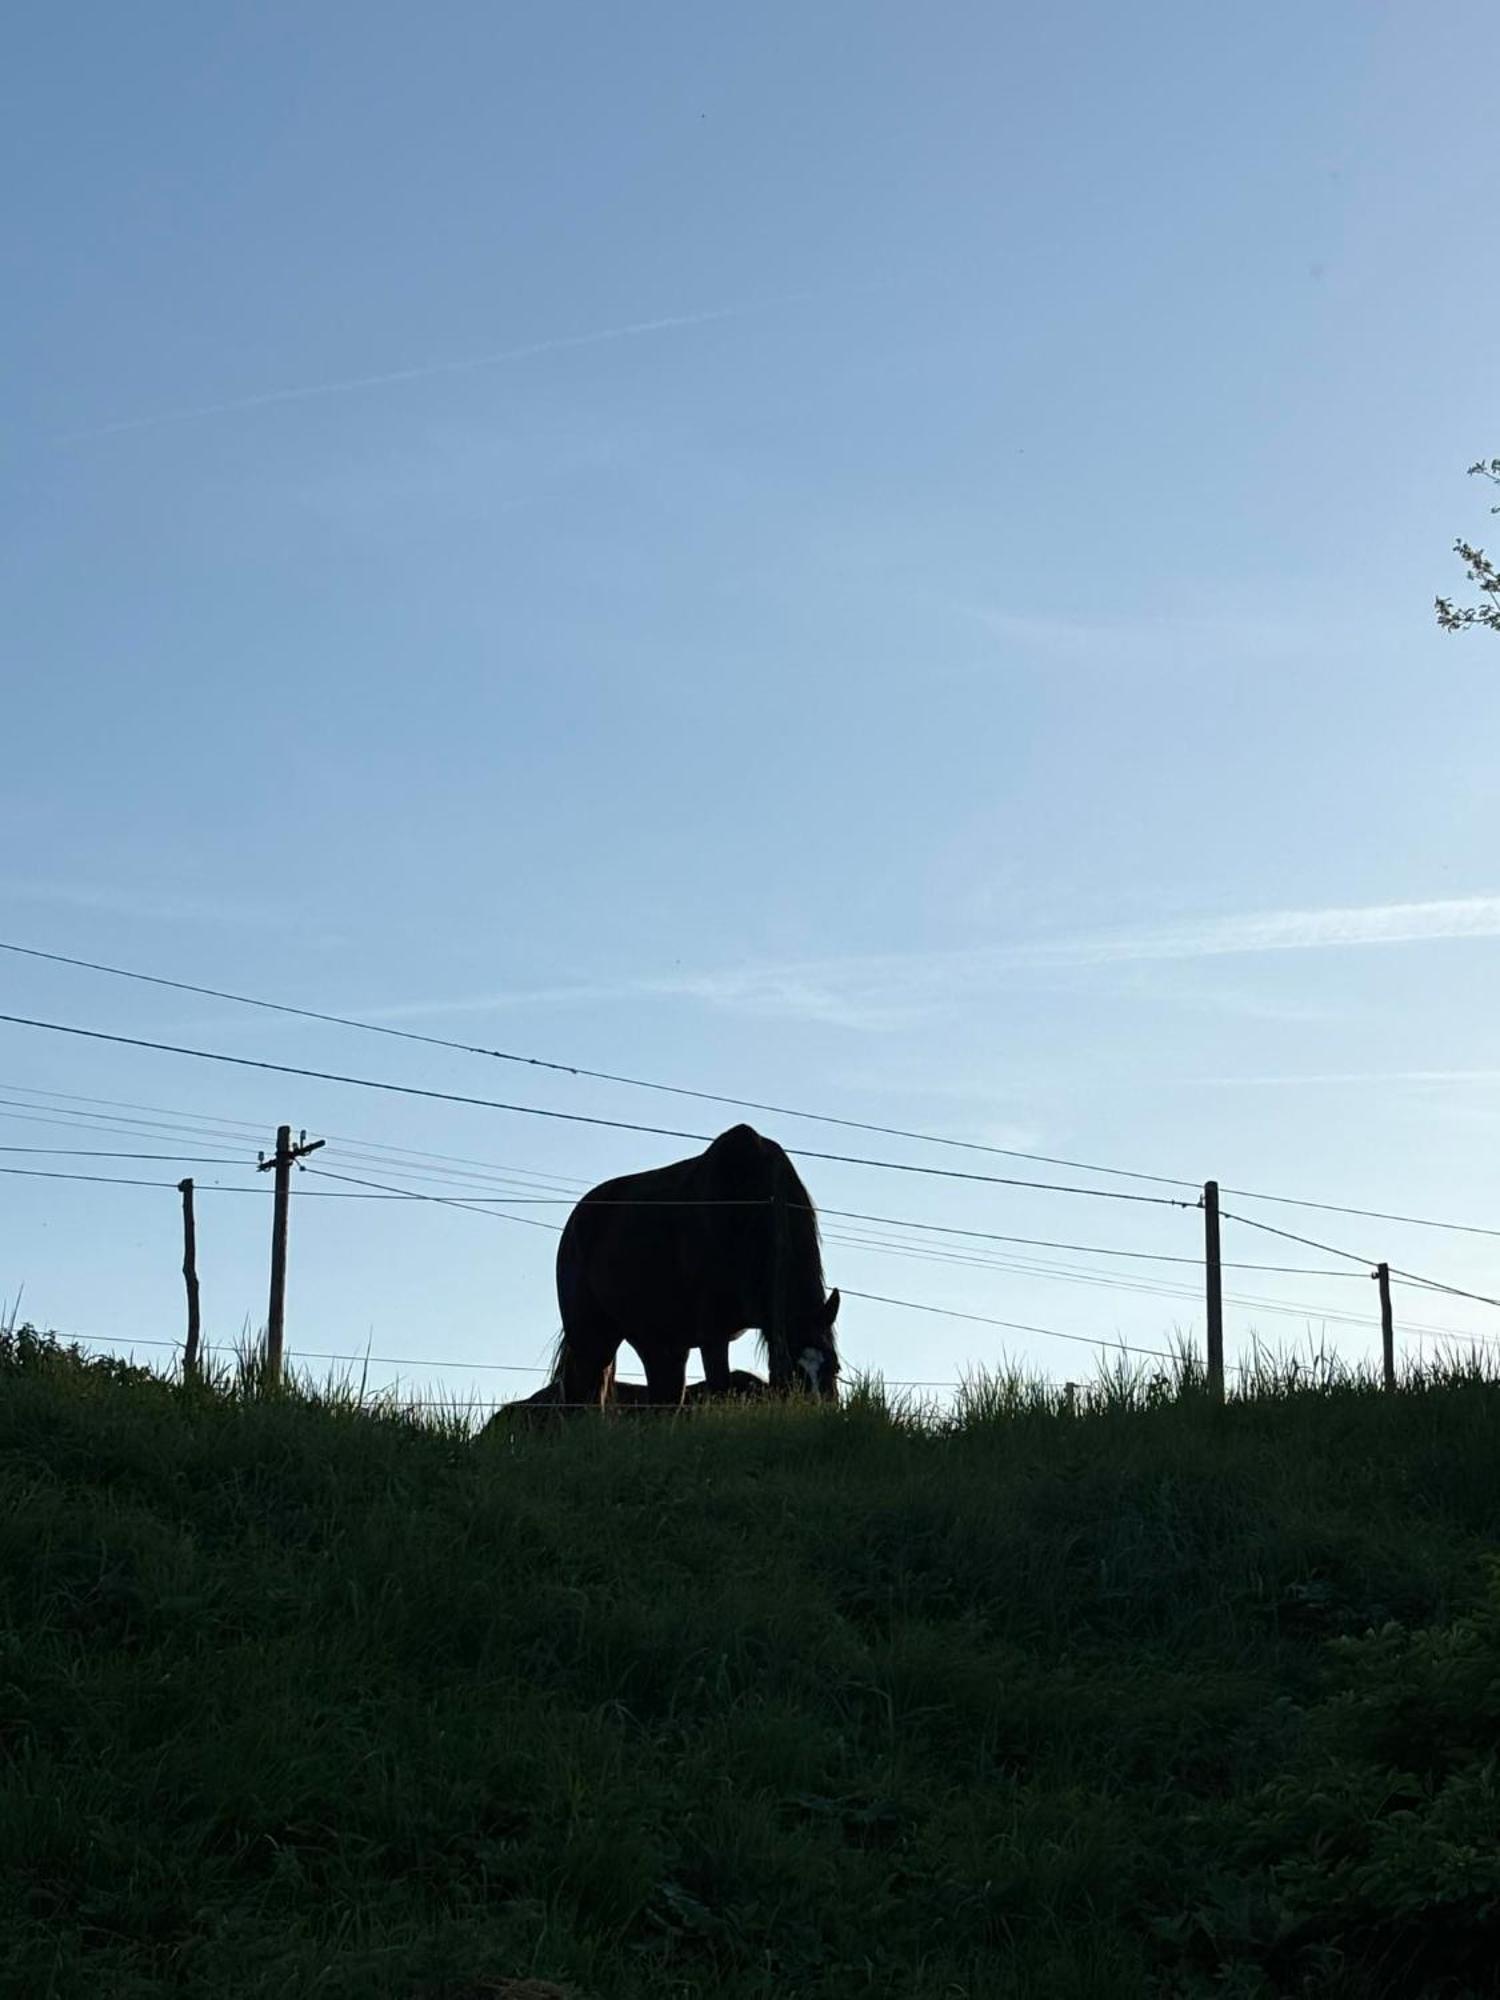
[2,1326,1499,1998]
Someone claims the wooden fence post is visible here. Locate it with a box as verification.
[1203,1179,1224,1404]
[257,1125,325,1386]
[1376,1261,1395,1391]
[177,1177,201,1381]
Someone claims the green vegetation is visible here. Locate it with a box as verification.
[1435,455,1500,636]
[3,1326,1499,1998]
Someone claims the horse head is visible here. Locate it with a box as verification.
[774,1287,841,1401]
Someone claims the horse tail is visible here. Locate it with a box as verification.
[549,1323,615,1408]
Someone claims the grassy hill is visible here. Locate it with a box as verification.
[2,1326,1499,1999]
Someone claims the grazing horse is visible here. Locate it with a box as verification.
[552,1123,840,1408]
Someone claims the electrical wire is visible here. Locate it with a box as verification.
[9,942,1500,1242]
[35,1328,1072,1395]
[1220,1206,1500,1317]
[1220,1181,1500,1242]
[838,1287,1191,1366]
[0,937,1196,1188]
[0,1145,248,1163]
[0,1010,1192,1205]
[0,1087,593,1195]
[820,1205,1357,1276]
[300,1164,562,1232]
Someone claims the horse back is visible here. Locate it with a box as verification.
[557,1137,765,1333]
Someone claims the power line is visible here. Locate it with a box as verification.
[49,1316,1500,1399]
[0,1088,592,1192]
[1220,1206,1500,1315]
[1217,1207,1377,1269]
[0,1011,1190,1205]
[1390,1323,1500,1352]
[3,1143,1467,1333]
[1386,1266,1500,1312]
[286,1165,1493,1337]
[823,1227,1376,1326]
[0,1145,249,1163]
[0,937,1195,1190]
[303,1164,562,1232]
[0,1084,1355,1279]
[43,1328,1071,1394]
[0,1088,1329,1279]
[839,1287,1190,1366]
[10,941,1500,1247]
[0,1087,592,1194]
[8,1155,1475,1342]
[826,1226,1442,1334]
[8,1062,1488,1342]
[299,1147,583,1198]
[7,1132,1484,1338]
[0,1164,251,1192]
[0,1096,263,1149]
[1220,1181,1500,1242]
[300,1162,1393,1320]
[0,1162,449,1197]
[819,1206,1355,1276]
[44,1330,552,1374]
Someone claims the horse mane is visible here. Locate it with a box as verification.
[704,1122,828,1326]
[769,1140,826,1297]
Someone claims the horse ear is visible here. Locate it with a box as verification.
[821,1288,840,1328]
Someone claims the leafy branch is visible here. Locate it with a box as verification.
[1435,458,1500,635]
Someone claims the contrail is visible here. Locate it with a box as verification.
[67,297,792,441]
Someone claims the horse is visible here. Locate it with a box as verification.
[552,1123,840,1408]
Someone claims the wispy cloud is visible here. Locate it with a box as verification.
[220,894,1500,1041]
[0,881,297,929]
[1020,896,1500,965]
[639,896,1500,1023]
[344,972,909,1035]
[1187,1069,1500,1088]
[68,295,802,441]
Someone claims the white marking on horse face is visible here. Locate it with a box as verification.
[797,1345,826,1393]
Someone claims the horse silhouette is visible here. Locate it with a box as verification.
[551,1123,840,1408]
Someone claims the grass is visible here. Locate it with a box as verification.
[2,1325,1499,1997]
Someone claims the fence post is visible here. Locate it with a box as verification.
[177,1177,201,1381]
[1376,1261,1395,1391]
[1203,1179,1224,1404]
[257,1125,325,1386]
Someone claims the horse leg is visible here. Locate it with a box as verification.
[642,1343,689,1409]
[557,1303,620,1410]
[699,1336,734,1394]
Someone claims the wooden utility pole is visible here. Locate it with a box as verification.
[1203,1179,1225,1404]
[257,1125,325,1385]
[1376,1262,1395,1391]
[177,1178,201,1381]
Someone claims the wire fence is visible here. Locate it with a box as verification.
[7,1107,1498,1416]
[4,955,1500,1412]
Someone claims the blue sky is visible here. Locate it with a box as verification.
[4,1,1500,1403]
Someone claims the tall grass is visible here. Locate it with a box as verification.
[2,1323,1498,1997]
